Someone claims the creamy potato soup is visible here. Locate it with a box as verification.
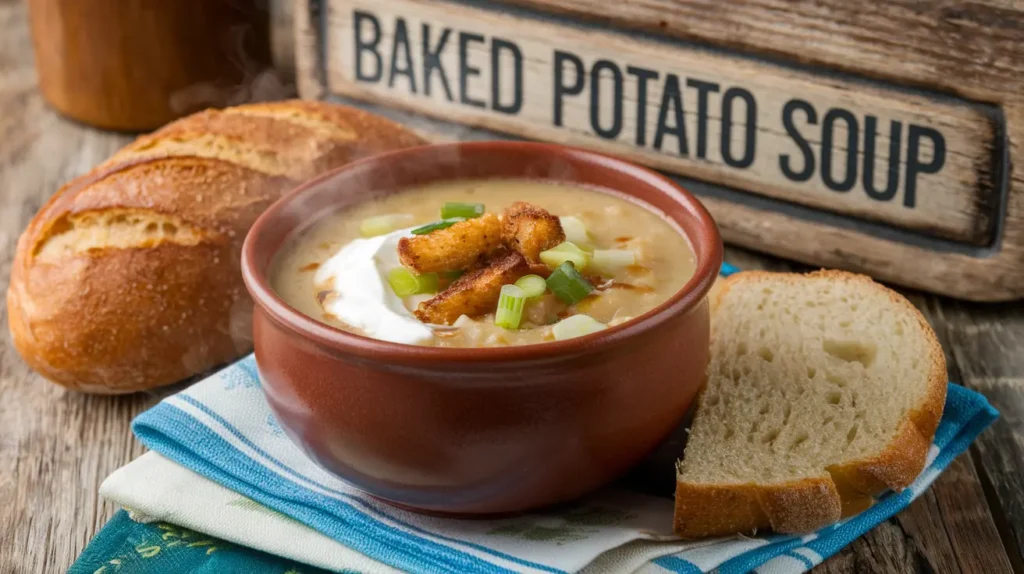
[271,179,696,347]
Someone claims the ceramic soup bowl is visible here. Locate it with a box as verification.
[241,141,722,515]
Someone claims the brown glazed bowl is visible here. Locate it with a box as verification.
[241,141,722,516]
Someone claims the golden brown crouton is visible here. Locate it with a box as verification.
[414,252,530,325]
[398,213,503,273]
[501,202,565,263]
[527,263,553,278]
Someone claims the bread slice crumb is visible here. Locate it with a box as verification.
[674,270,946,538]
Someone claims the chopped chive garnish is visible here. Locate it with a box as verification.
[546,261,593,304]
[514,274,548,298]
[359,213,414,237]
[539,241,590,271]
[495,284,527,329]
[411,217,465,235]
[441,202,485,219]
[559,216,590,246]
[552,314,607,340]
[591,249,636,275]
[388,268,439,296]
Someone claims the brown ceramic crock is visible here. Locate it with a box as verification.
[241,142,723,516]
[28,0,272,132]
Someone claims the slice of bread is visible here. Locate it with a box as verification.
[674,270,946,538]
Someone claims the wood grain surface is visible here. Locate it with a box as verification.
[499,0,1024,104]
[1,0,1022,572]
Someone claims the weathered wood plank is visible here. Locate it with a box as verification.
[921,294,1024,567]
[926,448,1018,573]
[815,520,925,573]
[326,0,1001,245]
[500,0,1024,105]
[0,2,144,566]
[0,0,294,571]
[907,289,1022,573]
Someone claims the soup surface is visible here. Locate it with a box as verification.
[272,179,696,347]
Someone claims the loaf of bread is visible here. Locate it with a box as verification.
[674,270,946,538]
[7,100,425,393]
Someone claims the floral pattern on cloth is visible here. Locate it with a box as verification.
[488,505,637,545]
[69,510,342,574]
[222,356,261,390]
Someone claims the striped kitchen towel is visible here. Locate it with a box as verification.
[80,262,997,573]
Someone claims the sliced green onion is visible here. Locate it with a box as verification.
[514,274,548,298]
[441,202,485,219]
[552,314,607,340]
[388,268,439,296]
[411,217,465,235]
[495,284,527,329]
[539,241,590,271]
[414,273,439,294]
[559,216,590,246]
[359,213,414,237]
[546,261,594,304]
[591,249,636,275]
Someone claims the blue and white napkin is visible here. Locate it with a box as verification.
[97,263,998,573]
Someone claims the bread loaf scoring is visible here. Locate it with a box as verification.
[7,100,424,393]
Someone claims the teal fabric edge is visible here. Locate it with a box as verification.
[68,509,344,574]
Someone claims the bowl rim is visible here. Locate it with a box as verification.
[241,141,723,364]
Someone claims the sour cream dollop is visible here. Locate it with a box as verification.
[313,228,433,345]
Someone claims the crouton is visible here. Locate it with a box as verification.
[414,251,530,325]
[398,213,504,273]
[527,263,553,278]
[501,202,565,263]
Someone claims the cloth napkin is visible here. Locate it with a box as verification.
[73,263,998,574]
[68,508,339,574]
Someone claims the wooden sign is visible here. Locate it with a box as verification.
[295,0,1024,302]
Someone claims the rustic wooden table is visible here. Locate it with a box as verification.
[0,0,1022,572]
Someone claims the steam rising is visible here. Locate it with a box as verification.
[169,1,290,114]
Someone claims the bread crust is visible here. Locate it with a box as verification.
[105,100,422,181]
[674,475,842,538]
[7,100,425,393]
[9,240,247,394]
[674,269,947,538]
